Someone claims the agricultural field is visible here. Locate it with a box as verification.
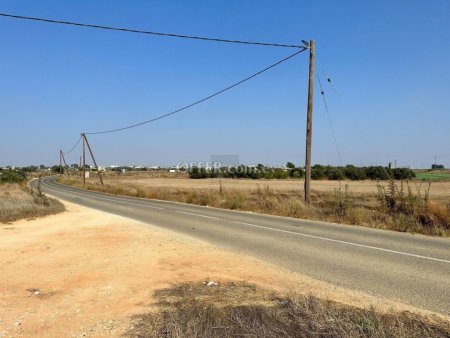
[67,170,450,199]
[415,170,450,182]
[59,172,450,236]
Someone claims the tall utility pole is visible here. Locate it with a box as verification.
[83,133,104,185]
[304,40,315,204]
[82,133,86,185]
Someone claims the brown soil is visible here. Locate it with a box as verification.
[0,202,447,337]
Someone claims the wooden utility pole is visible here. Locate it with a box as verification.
[304,40,315,204]
[61,151,70,176]
[82,134,86,185]
[82,133,104,185]
[59,150,63,175]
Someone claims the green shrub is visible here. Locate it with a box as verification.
[392,168,416,180]
[291,169,304,178]
[189,167,208,179]
[366,166,391,180]
[344,165,367,180]
[327,168,345,180]
[311,165,326,179]
[51,165,64,174]
[273,168,289,179]
[0,170,27,184]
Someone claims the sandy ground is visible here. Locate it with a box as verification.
[0,202,446,337]
[102,175,450,198]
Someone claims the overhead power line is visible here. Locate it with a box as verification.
[0,13,303,49]
[317,72,343,165]
[62,135,82,155]
[85,49,306,135]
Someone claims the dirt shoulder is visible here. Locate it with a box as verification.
[0,201,447,337]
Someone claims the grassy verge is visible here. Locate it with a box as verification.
[127,282,450,338]
[0,183,65,223]
[58,176,450,236]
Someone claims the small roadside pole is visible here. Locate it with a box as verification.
[304,40,315,204]
[60,150,70,176]
[59,150,63,175]
[82,133,86,185]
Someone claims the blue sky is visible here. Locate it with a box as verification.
[1,0,449,168]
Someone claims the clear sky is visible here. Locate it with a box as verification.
[1,0,449,168]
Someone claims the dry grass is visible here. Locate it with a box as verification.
[0,183,65,223]
[127,282,450,338]
[59,175,450,236]
[93,171,450,199]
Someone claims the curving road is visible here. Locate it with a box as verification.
[34,176,450,315]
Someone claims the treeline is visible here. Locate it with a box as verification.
[310,165,415,180]
[189,164,303,180]
[189,163,416,180]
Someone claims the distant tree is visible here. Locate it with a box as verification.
[311,165,326,180]
[51,165,64,174]
[432,164,445,169]
[189,166,208,179]
[327,168,345,180]
[286,162,296,169]
[392,168,416,180]
[273,168,289,179]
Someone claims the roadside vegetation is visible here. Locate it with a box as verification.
[0,170,64,223]
[127,282,450,338]
[58,175,450,236]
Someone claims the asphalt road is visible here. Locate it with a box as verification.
[34,176,450,315]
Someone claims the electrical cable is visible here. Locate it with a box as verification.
[62,135,82,155]
[0,13,303,49]
[85,49,306,135]
[316,72,344,166]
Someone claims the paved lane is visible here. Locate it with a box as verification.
[35,176,450,315]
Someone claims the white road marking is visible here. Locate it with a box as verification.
[42,179,449,265]
[175,210,220,220]
[233,221,450,264]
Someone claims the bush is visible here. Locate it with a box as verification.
[187,163,415,181]
[0,170,27,184]
[366,166,391,180]
[377,180,449,233]
[311,165,326,179]
[273,168,289,179]
[51,165,64,174]
[291,169,304,178]
[392,168,416,180]
[344,165,367,180]
[326,168,345,180]
[189,167,208,179]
